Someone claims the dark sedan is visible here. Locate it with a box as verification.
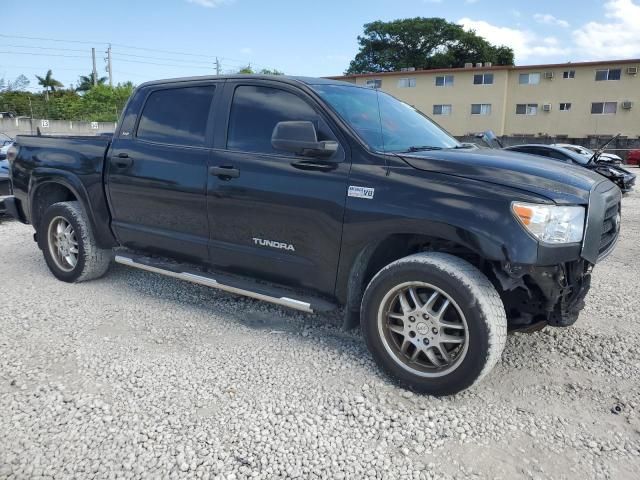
[504,144,636,193]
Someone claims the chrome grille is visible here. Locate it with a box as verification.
[599,201,620,256]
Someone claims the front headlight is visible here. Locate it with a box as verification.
[512,202,585,244]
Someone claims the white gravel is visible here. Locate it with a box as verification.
[1,181,640,479]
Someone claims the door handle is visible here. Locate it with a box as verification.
[111,155,133,169]
[291,159,338,172]
[209,165,240,179]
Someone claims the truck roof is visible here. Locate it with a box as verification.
[136,75,358,90]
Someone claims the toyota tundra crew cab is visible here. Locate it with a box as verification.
[3,75,622,395]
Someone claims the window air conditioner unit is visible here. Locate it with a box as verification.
[627,66,638,75]
[542,103,552,112]
[622,100,633,109]
[543,71,554,79]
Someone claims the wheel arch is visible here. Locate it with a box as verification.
[29,169,117,249]
[338,230,506,330]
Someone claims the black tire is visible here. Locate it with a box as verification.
[361,252,507,396]
[40,201,112,283]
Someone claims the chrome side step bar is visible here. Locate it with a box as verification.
[115,255,317,313]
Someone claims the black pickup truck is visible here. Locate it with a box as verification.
[3,75,622,395]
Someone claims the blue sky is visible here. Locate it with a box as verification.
[1,0,639,90]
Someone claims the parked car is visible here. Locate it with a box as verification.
[551,143,623,165]
[628,149,640,166]
[4,75,622,395]
[0,158,11,216]
[0,138,14,160]
[0,138,15,206]
[503,144,635,193]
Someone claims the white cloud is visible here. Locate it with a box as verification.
[186,0,232,7]
[459,18,570,61]
[572,0,640,58]
[533,13,569,28]
[240,47,253,55]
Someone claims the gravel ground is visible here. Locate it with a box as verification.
[1,182,640,480]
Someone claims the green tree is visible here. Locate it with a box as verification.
[236,66,284,75]
[257,68,284,75]
[0,74,30,92]
[75,82,135,122]
[346,17,515,74]
[76,72,108,93]
[35,70,64,101]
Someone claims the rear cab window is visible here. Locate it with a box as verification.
[137,85,216,146]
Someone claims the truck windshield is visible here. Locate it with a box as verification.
[313,84,460,153]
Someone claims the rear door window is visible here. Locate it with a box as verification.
[227,85,336,155]
[137,85,216,146]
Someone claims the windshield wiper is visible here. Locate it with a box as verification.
[403,145,444,152]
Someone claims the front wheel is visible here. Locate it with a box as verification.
[40,201,112,283]
[361,252,507,395]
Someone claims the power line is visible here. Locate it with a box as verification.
[0,33,281,71]
[0,33,97,45]
[0,50,86,59]
[112,52,216,66]
[114,57,215,70]
[4,43,89,53]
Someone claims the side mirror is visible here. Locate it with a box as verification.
[271,121,338,158]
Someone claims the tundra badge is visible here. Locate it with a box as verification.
[253,238,296,252]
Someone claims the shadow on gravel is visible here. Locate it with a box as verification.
[104,263,366,355]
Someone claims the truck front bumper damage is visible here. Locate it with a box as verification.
[495,260,592,331]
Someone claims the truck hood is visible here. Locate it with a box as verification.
[400,148,605,204]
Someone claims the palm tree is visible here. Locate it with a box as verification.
[35,70,63,101]
[76,72,107,93]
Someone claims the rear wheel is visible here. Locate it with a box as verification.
[40,201,112,282]
[361,252,507,395]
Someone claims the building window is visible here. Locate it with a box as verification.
[519,73,541,85]
[595,69,621,81]
[397,77,416,88]
[365,79,382,89]
[435,75,454,87]
[471,104,491,115]
[591,102,618,114]
[516,104,538,115]
[559,103,572,111]
[473,73,494,85]
[563,70,575,79]
[433,104,452,115]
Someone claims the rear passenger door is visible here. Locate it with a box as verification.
[106,82,219,263]
[206,81,350,295]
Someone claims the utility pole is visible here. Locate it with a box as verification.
[215,57,221,75]
[28,97,34,134]
[105,44,113,87]
[91,48,98,86]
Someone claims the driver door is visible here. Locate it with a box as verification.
[206,81,350,295]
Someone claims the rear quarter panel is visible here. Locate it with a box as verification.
[12,135,117,247]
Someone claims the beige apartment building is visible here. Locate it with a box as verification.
[329,59,640,138]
